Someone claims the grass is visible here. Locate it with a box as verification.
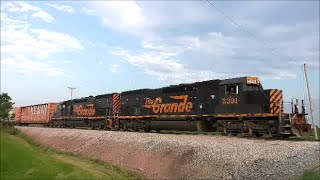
[0,125,142,180]
[289,127,320,141]
[300,168,320,180]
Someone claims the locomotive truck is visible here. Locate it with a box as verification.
[14,76,311,137]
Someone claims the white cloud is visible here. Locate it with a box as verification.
[261,24,294,37]
[1,55,64,76]
[259,21,319,69]
[63,60,72,64]
[1,2,83,76]
[109,26,318,83]
[1,26,83,58]
[312,97,320,127]
[3,1,39,12]
[64,74,73,78]
[109,47,130,56]
[92,1,318,83]
[89,1,144,26]
[47,4,75,13]
[87,1,146,37]
[80,7,95,15]
[31,11,55,23]
[110,64,119,73]
[86,1,216,39]
[110,47,225,83]
[2,1,55,23]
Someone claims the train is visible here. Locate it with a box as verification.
[14,76,311,138]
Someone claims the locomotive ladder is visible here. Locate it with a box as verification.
[283,99,311,137]
[112,93,121,130]
[278,100,307,138]
[113,112,120,130]
[276,101,292,137]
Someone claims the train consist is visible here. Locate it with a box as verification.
[14,76,311,137]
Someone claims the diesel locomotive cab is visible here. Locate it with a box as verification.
[215,76,268,115]
[214,77,288,136]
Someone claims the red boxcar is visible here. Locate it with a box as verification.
[15,103,58,124]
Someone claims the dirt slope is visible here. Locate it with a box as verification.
[17,127,320,180]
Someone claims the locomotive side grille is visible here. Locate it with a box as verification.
[270,89,283,114]
[112,94,121,115]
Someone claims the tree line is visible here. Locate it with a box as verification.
[0,93,15,122]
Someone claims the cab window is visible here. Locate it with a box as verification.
[225,85,238,95]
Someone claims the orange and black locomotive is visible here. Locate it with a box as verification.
[15,76,311,138]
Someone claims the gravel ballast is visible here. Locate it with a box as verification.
[17,127,319,179]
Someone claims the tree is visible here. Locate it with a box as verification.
[0,93,15,121]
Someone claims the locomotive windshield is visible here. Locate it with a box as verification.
[225,85,238,95]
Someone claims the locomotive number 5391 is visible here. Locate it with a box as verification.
[222,97,238,104]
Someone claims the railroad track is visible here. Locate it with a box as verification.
[21,125,317,142]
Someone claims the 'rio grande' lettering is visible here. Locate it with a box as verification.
[144,95,193,113]
[73,104,95,116]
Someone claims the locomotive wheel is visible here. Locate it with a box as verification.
[90,122,95,130]
[221,127,227,135]
[253,132,263,137]
[281,134,291,138]
[144,127,151,132]
[133,126,138,132]
[196,120,211,132]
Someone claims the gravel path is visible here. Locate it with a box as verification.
[17,126,320,180]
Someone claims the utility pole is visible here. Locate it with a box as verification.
[67,87,76,100]
[303,64,318,140]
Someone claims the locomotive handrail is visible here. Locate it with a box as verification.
[278,102,282,130]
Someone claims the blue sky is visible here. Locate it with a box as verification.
[1,1,319,124]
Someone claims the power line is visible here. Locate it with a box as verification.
[205,0,297,63]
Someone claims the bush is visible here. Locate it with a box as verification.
[8,127,19,135]
[0,122,19,135]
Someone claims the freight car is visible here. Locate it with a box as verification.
[15,103,57,125]
[14,76,311,137]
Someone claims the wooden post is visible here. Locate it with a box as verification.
[303,63,318,140]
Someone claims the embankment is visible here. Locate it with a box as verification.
[17,127,320,180]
